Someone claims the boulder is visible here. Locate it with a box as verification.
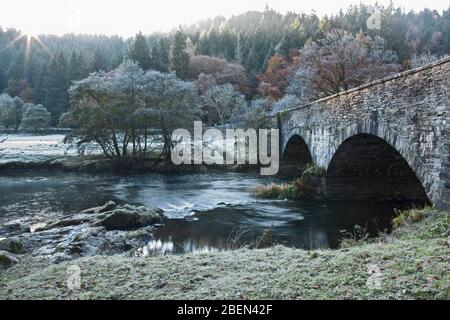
[0,250,19,269]
[99,205,164,231]
[80,201,117,214]
[0,237,24,254]
[8,203,164,262]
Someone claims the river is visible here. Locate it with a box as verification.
[0,134,401,255]
[0,170,398,254]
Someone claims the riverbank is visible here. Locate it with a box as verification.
[1,207,448,300]
[0,155,262,175]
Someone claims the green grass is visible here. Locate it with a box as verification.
[0,208,449,300]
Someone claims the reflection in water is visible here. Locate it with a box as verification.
[0,171,402,255]
[136,238,221,256]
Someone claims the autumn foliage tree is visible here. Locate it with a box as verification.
[287,30,401,103]
[189,55,251,97]
[257,49,299,99]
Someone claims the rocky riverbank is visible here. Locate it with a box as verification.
[0,201,165,266]
[1,207,448,299]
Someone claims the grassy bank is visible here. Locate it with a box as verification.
[1,207,448,300]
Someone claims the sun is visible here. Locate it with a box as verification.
[3,30,54,74]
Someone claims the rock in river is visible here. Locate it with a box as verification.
[12,202,165,263]
[100,205,164,231]
[0,250,19,269]
[80,200,117,214]
[0,237,24,254]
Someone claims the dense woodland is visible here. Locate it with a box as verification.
[0,3,449,134]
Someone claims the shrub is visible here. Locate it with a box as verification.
[393,208,425,229]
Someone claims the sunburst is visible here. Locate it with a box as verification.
[2,32,54,75]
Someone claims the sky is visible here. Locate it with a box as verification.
[1,0,449,37]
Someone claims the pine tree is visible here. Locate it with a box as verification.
[128,31,152,70]
[170,28,190,79]
[235,32,242,63]
[68,51,83,81]
[92,49,109,72]
[43,51,69,125]
[77,52,89,79]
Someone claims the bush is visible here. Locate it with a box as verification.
[293,164,326,198]
[393,208,425,229]
[20,103,51,132]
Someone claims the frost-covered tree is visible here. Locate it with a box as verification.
[189,55,251,97]
[201,84,246,126]
[62,60,200,159]
[128,31,152,70]
[231,97,273,129]
[194,73,217,95]
[134,70,200,158]
[188,55,227,80]
[0,94,25,130]
[287,30,401,103]
[170,28,190,80]
[270,95,300,115]
[20,103,51,132]
[410,51,448,68]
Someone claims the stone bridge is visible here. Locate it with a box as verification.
[273,57,450,209]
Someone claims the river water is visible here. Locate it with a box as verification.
[0,170,398,254]
[0,134,401,254]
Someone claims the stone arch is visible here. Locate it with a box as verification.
[326,132,430,204]
[279,132,314,176]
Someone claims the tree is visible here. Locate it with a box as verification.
[0,94,25,130]
[44,51,70,125]
[62,60,200,160]
[188,55,251,97]
[411,51,447,68]
[287,30,401,103]
[201,84,246,125]
[270,95,300,115]
[68,51,87,81]
[257,50,299,99]
[151,37,170,73]
[188,55,227,79]
[128,31,152,70]
[92,49,109,72]
[215,63,252,98]
[170,28,190,79]
[231,97,273,129]
[5,79,33,102]
[20,103,51,132]
[194,73,217,95]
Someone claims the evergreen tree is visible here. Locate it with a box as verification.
[150,37,170,73]
[68,51,84,81]
[170,28,190,79]
[43,51,69,126]
[92,49,108,72]
[128,31,152,70]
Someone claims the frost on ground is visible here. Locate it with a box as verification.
[0,134,87,163]
[1,207,448,300]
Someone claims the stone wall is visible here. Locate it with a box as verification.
[275,57,450,209]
